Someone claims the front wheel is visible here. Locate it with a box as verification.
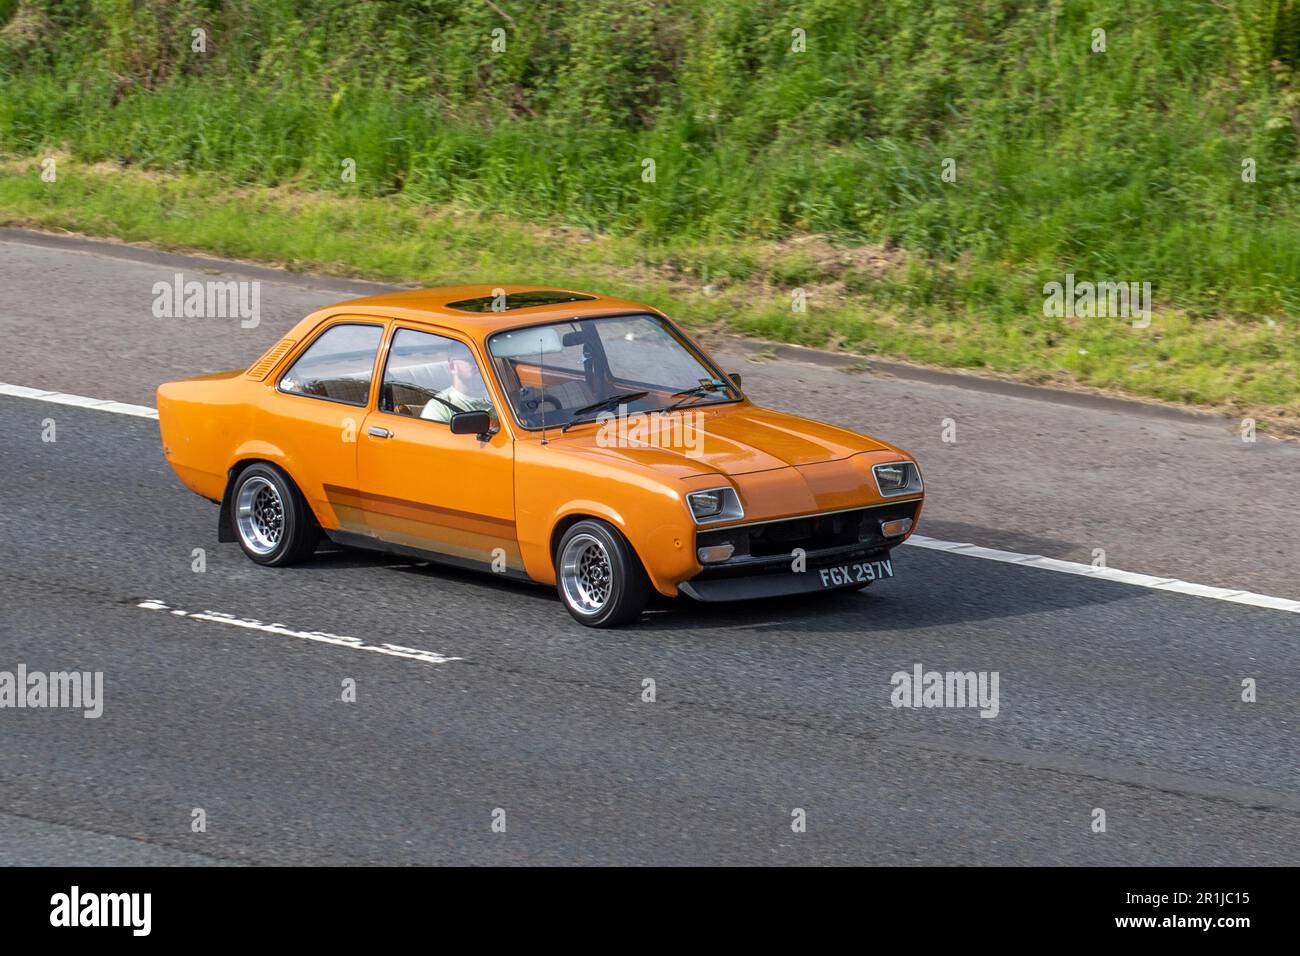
[231,463,319,566]
[555,520,650,627]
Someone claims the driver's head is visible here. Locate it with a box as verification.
[449,354,484,395]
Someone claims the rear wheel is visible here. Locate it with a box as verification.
[556,520,650,627]
[231,463,319,566]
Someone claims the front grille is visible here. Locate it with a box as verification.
[745,511,863,556]
[695,499,921,566]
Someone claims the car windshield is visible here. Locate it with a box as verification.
[487,313,739,431]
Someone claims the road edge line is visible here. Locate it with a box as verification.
[0,381,158,419]
[903,534,1300,613]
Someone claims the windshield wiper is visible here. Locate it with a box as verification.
[664,381,730,412]
[560,390,650,432]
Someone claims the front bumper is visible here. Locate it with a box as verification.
[679,543,894,601]
[679,498,920,603]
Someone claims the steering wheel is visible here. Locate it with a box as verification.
[519,387,563,415]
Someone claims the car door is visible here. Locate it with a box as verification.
[270,318,387,534]
[355,325,521,575]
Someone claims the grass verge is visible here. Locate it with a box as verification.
[1,156,1295,433]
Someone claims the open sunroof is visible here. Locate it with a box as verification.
[446,290,597,313]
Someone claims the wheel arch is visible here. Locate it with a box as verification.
[547,504,684,598]
[549,506,628,567]
[217,453,314,543]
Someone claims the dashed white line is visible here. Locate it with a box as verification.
[138,600,462,665]
[5,381,1298,616]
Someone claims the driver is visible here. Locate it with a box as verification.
[421,351,494,423]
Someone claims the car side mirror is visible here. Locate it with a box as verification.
[449,410,492,438]
[728,372,742,389]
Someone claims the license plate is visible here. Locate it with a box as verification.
[817,558,893,589]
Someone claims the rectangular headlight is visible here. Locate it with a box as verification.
[689,490,723,519]
[873,461,922,497]
[687,487,744,524]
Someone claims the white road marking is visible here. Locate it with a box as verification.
[137,600,462,665]
[4,382,1297,616]
[903,535,1300,613]
[0,382,158,419]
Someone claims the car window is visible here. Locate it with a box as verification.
[595,315,706,385]
[380,327,495,424]
[279,323,383,406]
[541,336,586,374]
[488,314,737,430]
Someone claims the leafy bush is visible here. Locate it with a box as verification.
[2,0,1298,321]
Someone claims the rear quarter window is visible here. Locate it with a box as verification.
[279,323,384,406]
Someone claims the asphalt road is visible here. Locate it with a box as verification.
[3,227,1298,598]
[0,230,1297,865]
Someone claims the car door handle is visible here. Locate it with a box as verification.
[367,426,393,439]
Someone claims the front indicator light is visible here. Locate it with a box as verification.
[697,543,735,564]
[880,517,913,538]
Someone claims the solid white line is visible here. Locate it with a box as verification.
[903,535,1300,613]
[0,382,158,419]
[137,600,462,665]
[4,382,1297,616]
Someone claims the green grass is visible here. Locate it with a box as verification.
[2,0,1299,426]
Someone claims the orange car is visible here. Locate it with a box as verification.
[157,286,924,626]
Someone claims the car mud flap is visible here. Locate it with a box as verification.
[217,481,236,543]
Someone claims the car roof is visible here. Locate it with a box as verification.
[312,284,661,338]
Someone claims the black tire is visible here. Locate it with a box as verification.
[555,519,651,627]
[229,463,319,567]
